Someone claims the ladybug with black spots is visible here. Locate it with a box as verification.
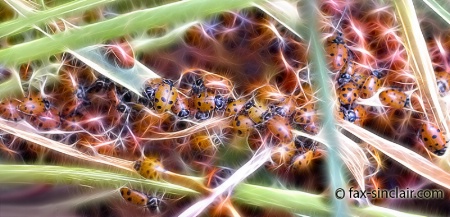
[232,115,254,136]
[143,79,179,113]
[171,95,191,118]
[119,187,162,213]
[436,71,450,96]
[28,107,61,131]
[243,100,271,124]
[337,81,359,106]
[336,60,355,86]
[271,97,296,117]
[293,103,317,126]
[0,98,23,121]
[268,142,296,169]
[379,89,409,109]
[360,70,383,99]
[419,122,447,156]
[266,115,293,143]
[225,98,246,116]
[133,156,164,180]
[17,95,51,116]
[339,105,366,126]
[192,80,226,120]
[326,32,348,71]
[291,150,314,171]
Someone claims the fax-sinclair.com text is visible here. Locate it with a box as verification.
[334,187,445,200]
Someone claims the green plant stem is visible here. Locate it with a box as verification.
[0,0,263,66]
[297,1,349,216]
[0,0,121,38]
[421,0,450,25]
[0,164,423,217]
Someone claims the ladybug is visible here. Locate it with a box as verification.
[17,95,51,116]
[0,99,23,121]
[243,100,271,124]
[351,70,367,88]
[339,105,366,126]
[291,150,314,171]
[171,95,191,118]
[104,39,135,69]
[133,156,164,180]
[419,122,447,155]
[193,90,225,120]
[379,89,408,109]
[232,115,254,136]
[119,187,161,212]
[293,103,317,125]
[28,108,61,131]
[337,81,359,106]
[436,71,450,96]
[271,97,296,117]
[266,115,293,143]
[191,78,206,95]
[153,80,178,113]
[269,142,296,168]
[336,60,355,86]
[225,98,246,116]
[360,75,382,99]
[326,32,348,71]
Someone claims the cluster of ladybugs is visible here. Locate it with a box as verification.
[138,73,324,172]
[327,32,448,156]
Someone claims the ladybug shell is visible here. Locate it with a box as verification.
[272,97,296,117]
[266,115,293,143]
[420,123,447,154]
[360,75,381,99]
[18,96,49,116]
[171,95,191,118]
[436,71,450,95]
[120,187,149,207]
[270,142,296,167]
[28,108,61,131]
[0,99,23,121]
[245,101,270,124]
[340,60,355,76]
[133,157,163,180]
[154,82,178,113]
[337,82,359,105]
[225,98,246,116]
[326,36,348,71]
[291,150,314,171]
[379,89,407,109]
[352,70,367,88]
[193,90,216,113]
[293,103,316,125]
[232,115,254,136]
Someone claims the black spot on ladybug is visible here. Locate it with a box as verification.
[161,97,166,102]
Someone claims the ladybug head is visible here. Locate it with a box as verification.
[274,106,287,117]
[244,100,254,110]
[143,87,156,100]
[343,109,356,123]
[177,109,190,118]
[337,73,351,86]
[437,81,447,95]
[43,99,51,110]
[146,196,162,212]
[195,111,210,120]
[192,79,205,94]
[214,95,225,110]
[371,69,384,79]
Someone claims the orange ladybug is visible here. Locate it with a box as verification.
[18,95,50,116]
[28,108,61,131]
[225,98,246,116]
[419,122,447,156]
[379,89,408,109]
[271,97,296,117]
[293,103,317,125]
[360,75,382,99]
[436,71,450,96]
[337,81,359,105]
[243,100,270,124]
[0,98,23,121]
[291,150,314,171]
[232,115,254,136]
[171,95,191,118]
[326,32,348,71]
[266,115,293,143]
[133,156,164,180]
[120,187,161,212]
[339,105,366,126]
